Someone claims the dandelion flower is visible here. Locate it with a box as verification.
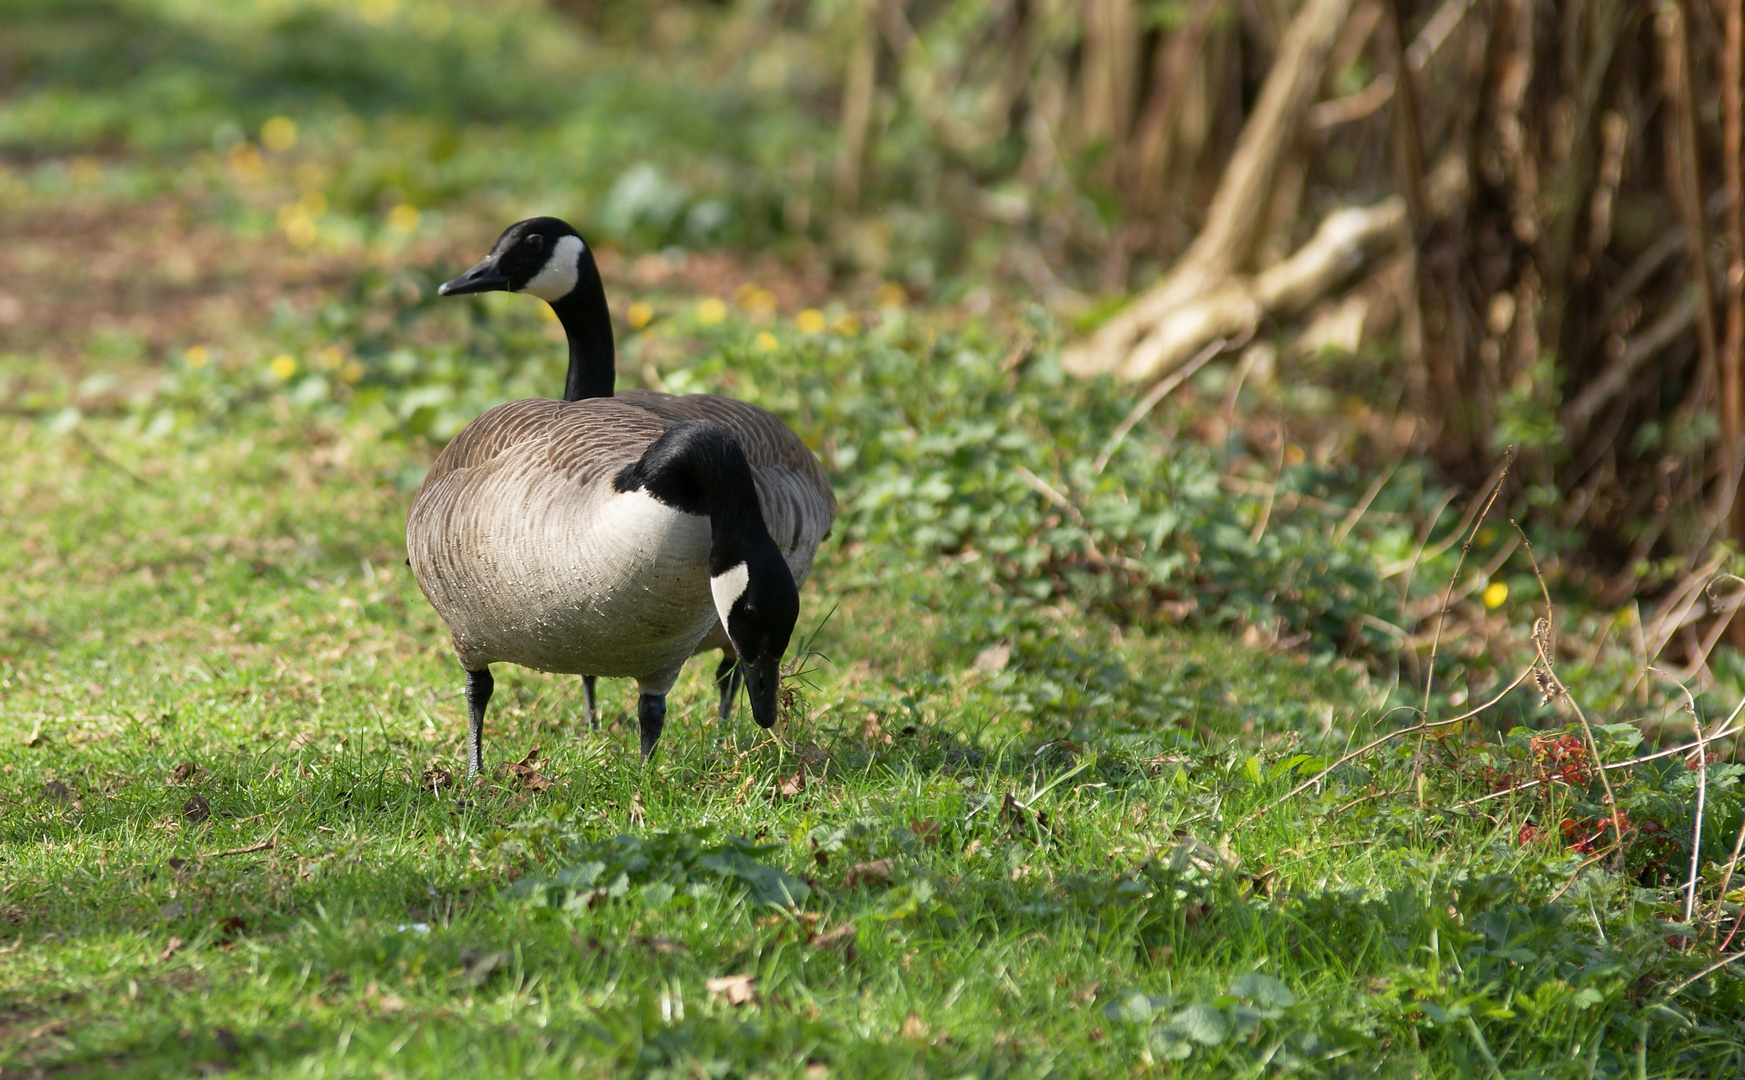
[755,331,778,351]
[227,143,264,178]
[627,301,654,329]
[795,309,826,334]
[269,354,297,380]
[387,204,420,234]
[183,346,209,369]
[1482,582,1508,609]
[697,298,727,325]
[875,282,906,307]
[261,116,298,152]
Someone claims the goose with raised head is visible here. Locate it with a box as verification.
[411,218,833,775]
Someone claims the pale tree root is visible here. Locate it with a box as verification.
[1073,199,1408,384]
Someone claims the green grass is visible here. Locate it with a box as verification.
[3,349,1744,1076]
[4,0,1745,1074]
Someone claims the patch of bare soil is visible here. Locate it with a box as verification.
[0,197,354,369]
[0,186,844,384]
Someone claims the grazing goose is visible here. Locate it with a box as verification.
[412,218,833,774]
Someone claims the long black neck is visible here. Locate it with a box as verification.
[551,249,616,401]
[613,420,772,567]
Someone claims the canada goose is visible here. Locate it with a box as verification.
[414,218,833,774]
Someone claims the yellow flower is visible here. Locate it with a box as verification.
[754,331,778,351]
[875,282,906,308]
[317,346,345,371]
[626,301,654,329]
[697,298,728,325]
[294,162,328,192]
[339,360,365,385]
[832,313,861,336]
[269,354,298,380]
[227,143,264,178]
[282,213,318,247]
[795,309,826,334]
[261,116,298,152]
[358,0,399,25]
[182,346,209,369]
[1283,443,1306,467]
[735,284,778,316]
[386,204,420,234]
[1482,582,1508,609]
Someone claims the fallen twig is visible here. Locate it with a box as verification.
[200,838,277,859]
[1238,663,1538,827]
[1515,528,1627,871]
[1416,451,1514,788]
[1092,335,1237,475]
[1249,424,1289,544]
[1650,668,1708,930]
[1660,949,1745,1000]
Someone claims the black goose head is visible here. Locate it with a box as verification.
[438,217,587,300]
[439,216,617,401]
[616,420,800,730]
[710,542,800,730]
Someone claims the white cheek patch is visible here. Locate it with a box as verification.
[710,562,750,624]
[520,234,584,301]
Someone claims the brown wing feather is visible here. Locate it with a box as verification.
[415,397,665,501]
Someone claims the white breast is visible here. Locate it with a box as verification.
[411,480,718,683]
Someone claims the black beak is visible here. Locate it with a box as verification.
[742,655,781,730]
[438,256,510,296]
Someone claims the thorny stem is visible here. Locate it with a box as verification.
[1416,449,1514,795]
[1718,817,1745,950]
[1512,524,1627,873]
[1660,948,1745,1001]
[1650,668,1707,931]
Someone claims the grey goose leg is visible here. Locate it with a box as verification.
[638,693,666,761]
[465,667,494,779]
[714,654,742,720]
[583,674,599,730]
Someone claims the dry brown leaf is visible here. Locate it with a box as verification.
[503,746,552,792]
[168,761,197,785]
[420,766,452,792]
[705,973,756,1005]
[640,936,690,956]
[909,818,940,845]
[182,794,210,824]
[286,731,314,751]
[776,768,806,797]
[900,1012,930,1041]
[159,936,184,962]
[842,858,895,889]
[972,640,1012,674]
[41,780,71,805]
[809,922,858,953]
[367,982,407,1014]
[629,789,646,826]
